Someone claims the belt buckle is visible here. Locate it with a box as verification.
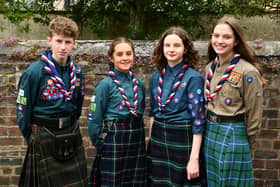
[59,117,68,129]
[209,115,218,123]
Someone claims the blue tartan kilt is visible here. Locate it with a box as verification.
[147,119,206,187]
[89,118,147,187]
[203,120,254,187]
[19,123,88,187]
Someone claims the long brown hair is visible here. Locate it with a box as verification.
[151,26,200,70]
[207,15,266,86]
[107,37,135,69]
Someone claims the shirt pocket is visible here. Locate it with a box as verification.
[220,81,242,102]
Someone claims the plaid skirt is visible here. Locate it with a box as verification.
[19,123,88,187]
[147,119,206,187]
[203,120,254,187]
[89,118,147,187]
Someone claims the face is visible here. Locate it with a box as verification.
[211,23,238,61]
[47,33,76,65]
[163,34,185,67]
[109,42,134,73]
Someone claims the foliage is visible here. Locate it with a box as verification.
[1,0,280,39]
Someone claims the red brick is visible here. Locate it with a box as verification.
[254,180,264,187]
[254,150,278,159]
[0,176,10,185]
[253,159,265,168]
[259,140,273,149]
[266,160,280,169]
[268,119,280,129]
[274,141,280,149]
[0,137,23,145]
[8,127,21,136]
[254,169,278,179]
[0,126,8,136]
[258,130,278,138]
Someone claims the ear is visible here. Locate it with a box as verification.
[108,56,114,63]
[46,36,52,45]
[234,40,239,47]
[73,40,77,46]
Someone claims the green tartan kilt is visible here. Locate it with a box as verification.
[19,123,88,187]
[203,120,254,187]
[147,119,206,187]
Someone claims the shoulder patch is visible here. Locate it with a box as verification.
[227,71,241,85]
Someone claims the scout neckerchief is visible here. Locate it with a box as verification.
[157,64,189,111]
[108,70,138,117]
[41,50,77,101]
[205,54,240,103]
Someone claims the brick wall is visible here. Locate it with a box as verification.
[0,40,279,187]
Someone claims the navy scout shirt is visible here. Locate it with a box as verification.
[16,50,85,143]
[149,62,205,134]
[87,68,145,145]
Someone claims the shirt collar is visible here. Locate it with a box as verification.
[166,61,184,76]
[113,68,131,80]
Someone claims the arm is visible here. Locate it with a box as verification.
[186,133,202,180]
[87,80,109,147]
[243,70,263,148]
[76,68,85,119]
[16,70,40,144]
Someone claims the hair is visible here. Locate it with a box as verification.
[151,26,200,70]
[107,37,135,69]
[48,16,78,39]
[207,15,266,86]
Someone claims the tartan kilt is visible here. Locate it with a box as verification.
[19,122,88,187]
[203,120,254,187]
[147,119,206,187]
[89,118,147,187]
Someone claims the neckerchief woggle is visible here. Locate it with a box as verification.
[205,54,240,103]
[41,50,77,101]
[108,70,139,117]
[157,64,189,111]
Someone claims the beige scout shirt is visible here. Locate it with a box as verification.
[204,56,263,137]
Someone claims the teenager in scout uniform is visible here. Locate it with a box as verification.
[203,16,264,186]
[16,16,87,186]
[87,37,147,186]
[147,26,206,186]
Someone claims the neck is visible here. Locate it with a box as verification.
[167,60,181,68]
[218,52,234,64]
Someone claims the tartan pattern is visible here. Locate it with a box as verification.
[147,119,205,187]
[203,120,254,187]
[19,123,88,187]
[89,118,147,187]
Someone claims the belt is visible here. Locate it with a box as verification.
[207,112,244,123]
[32,114,77,130]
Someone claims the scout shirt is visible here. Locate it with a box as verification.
[149,61,205,134]
[204,55,263,137]
[87,68,145,146]
[16,50,85,143]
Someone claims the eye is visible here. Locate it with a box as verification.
[174,43,181,47]
[164,44,170,47]
[211,34,219,38]
[223,35,233,40]
[126,51,133,56]
[116,52,123,57]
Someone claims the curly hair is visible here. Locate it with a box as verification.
[151,26,200,70]
[49,16,78,39]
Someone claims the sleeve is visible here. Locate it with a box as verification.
[76,69,85,119]
[149,74,156,117]
[187,76,206,134]
[16,71,39,144]
[140,80,146,115]
[87,80,110,146]
[243,70,263,136]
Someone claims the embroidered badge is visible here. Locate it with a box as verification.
[20,97,27,105]
[118,105,124,111]
[246,76,254,83]
[91,95,96,102]
[193,98,199,105]
[191,111,196,117]
[16,95,21,104]
[75,81,80,87]
[187,103,193,110]
[47,79,53,85]
[18,104,23,111]
[181,82,186,88]
[200,113,206,120]
[19,89,24,96]
[227,71,241,85]
[188,93,195,100]
[225,98,232,105]
[198,106,203,113]
[199,96,204,102]
[90,103,96,112]
[17,112,23,119]
[196,89,202,95]
[174,97,179,103]
[194,119,202,126]
[87,111,93,120]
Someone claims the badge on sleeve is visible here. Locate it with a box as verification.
[246,76,254,83]
[227,71,241,85]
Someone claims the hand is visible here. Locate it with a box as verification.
[186,158,199,180]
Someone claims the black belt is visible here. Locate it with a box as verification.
[207,112,244,123]
[32,114,77,130]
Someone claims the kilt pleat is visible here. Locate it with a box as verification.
[89,118,147,187]
[203,120,254,187]
[147,119,205,187]
[19,123,88,187]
